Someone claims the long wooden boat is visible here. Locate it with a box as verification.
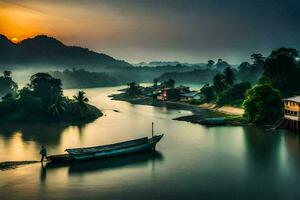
[47,134,163,163]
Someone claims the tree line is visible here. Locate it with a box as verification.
[201,47,300,124]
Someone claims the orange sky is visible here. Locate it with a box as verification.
[0,1,126,43]
[1,0,299,63]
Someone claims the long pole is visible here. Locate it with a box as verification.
[152,122,154,138]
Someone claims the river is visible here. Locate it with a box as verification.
[1,86,300,200]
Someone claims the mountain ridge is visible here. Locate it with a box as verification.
[0,34,131,70]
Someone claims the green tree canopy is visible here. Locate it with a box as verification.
[242,84,282,124]
[223,67,235,87]
[262,47,300,97]
[29,73,63,103]
[217,82,251,105]
[213,73,226,93]
[200,83,215,102]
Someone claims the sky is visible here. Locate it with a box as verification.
[0,0,300,64]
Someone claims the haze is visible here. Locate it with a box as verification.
[1,0,300,63]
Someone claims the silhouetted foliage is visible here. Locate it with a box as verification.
[217,82,251,105]
[200,84,215,102]
[223,67,235,87]
[243,84,282,124]
[158,69,217,84]
[0,70,18,98]
[206,60,215,68]
[216,59,230,71]
[127,82,142,96]
[0,72,102,123]
[73,91,89,117]
[213,73,226,93]
[261,47,300,97]
[162,78,175,88]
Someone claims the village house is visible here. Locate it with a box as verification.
[155,86,191,101]
[180,92,202,101]
[281,96,300,131]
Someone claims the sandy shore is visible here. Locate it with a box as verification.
[199,103,244,116]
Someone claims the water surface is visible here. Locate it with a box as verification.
[1,86,300,200]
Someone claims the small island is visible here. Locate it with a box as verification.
[0,72,102,123]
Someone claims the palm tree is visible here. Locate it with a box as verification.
[48,96,67,117]
[73,91,89,116]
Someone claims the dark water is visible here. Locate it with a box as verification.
[1,86,300,200]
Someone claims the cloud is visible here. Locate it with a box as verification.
[1,0,300,63]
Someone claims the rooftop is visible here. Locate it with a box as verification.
[283,96,300,103]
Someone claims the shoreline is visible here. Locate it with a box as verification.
[110,93,247,126]
[0,104,103,124]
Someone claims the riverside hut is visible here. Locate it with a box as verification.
[277,96,300,131]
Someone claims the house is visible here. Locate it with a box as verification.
[283,96,300,121]
[180,92,202,101]
[277,96,300,131]
[176,85,190,94]
[156,88,181,101]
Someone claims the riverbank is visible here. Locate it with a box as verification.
[110,92,246,126]
[199,103,244,116]
[0,161,39,171]
[0,104,103,124]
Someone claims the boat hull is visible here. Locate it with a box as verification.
[48,134,163,163]
[72,141,156,160]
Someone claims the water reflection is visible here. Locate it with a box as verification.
[0,122,88,145]
[243,127,282,165]
[44,151,164,176]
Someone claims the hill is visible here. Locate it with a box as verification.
[0,34,131,70]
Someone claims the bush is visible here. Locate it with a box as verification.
[217,82,251,106]
[242,84,282,124]
[200,83,215,103]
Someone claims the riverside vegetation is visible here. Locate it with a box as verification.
[112,47,300,126]
[0,72,102,123]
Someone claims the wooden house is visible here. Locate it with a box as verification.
[278,96,300,131]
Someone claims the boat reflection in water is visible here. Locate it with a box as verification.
[45,151,164,175]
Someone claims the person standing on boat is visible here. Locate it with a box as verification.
[40,146,48,162]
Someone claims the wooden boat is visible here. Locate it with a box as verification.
[48,134,163,163]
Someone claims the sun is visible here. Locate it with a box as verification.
[11,37,19,44]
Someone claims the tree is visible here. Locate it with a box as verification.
[73,91,89,116]
[251,53,265,66]
[216,59,230,71]
[153,78,158,88]
[213,73,226,93]
[1,93,14,102]
[0,70,18,98]
[162,78,175,88]
[48,96,67,117]
[3,70,11,78]
[29,73,62,104]
[223,67,235,87]
[207,60,215,68]
[242,84,282,124]
[217,82,251,105]
[262,47,300,97]
[200,83,215,102]
[127,82,141,96]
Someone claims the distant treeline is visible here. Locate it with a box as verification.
[50,69,121,89]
